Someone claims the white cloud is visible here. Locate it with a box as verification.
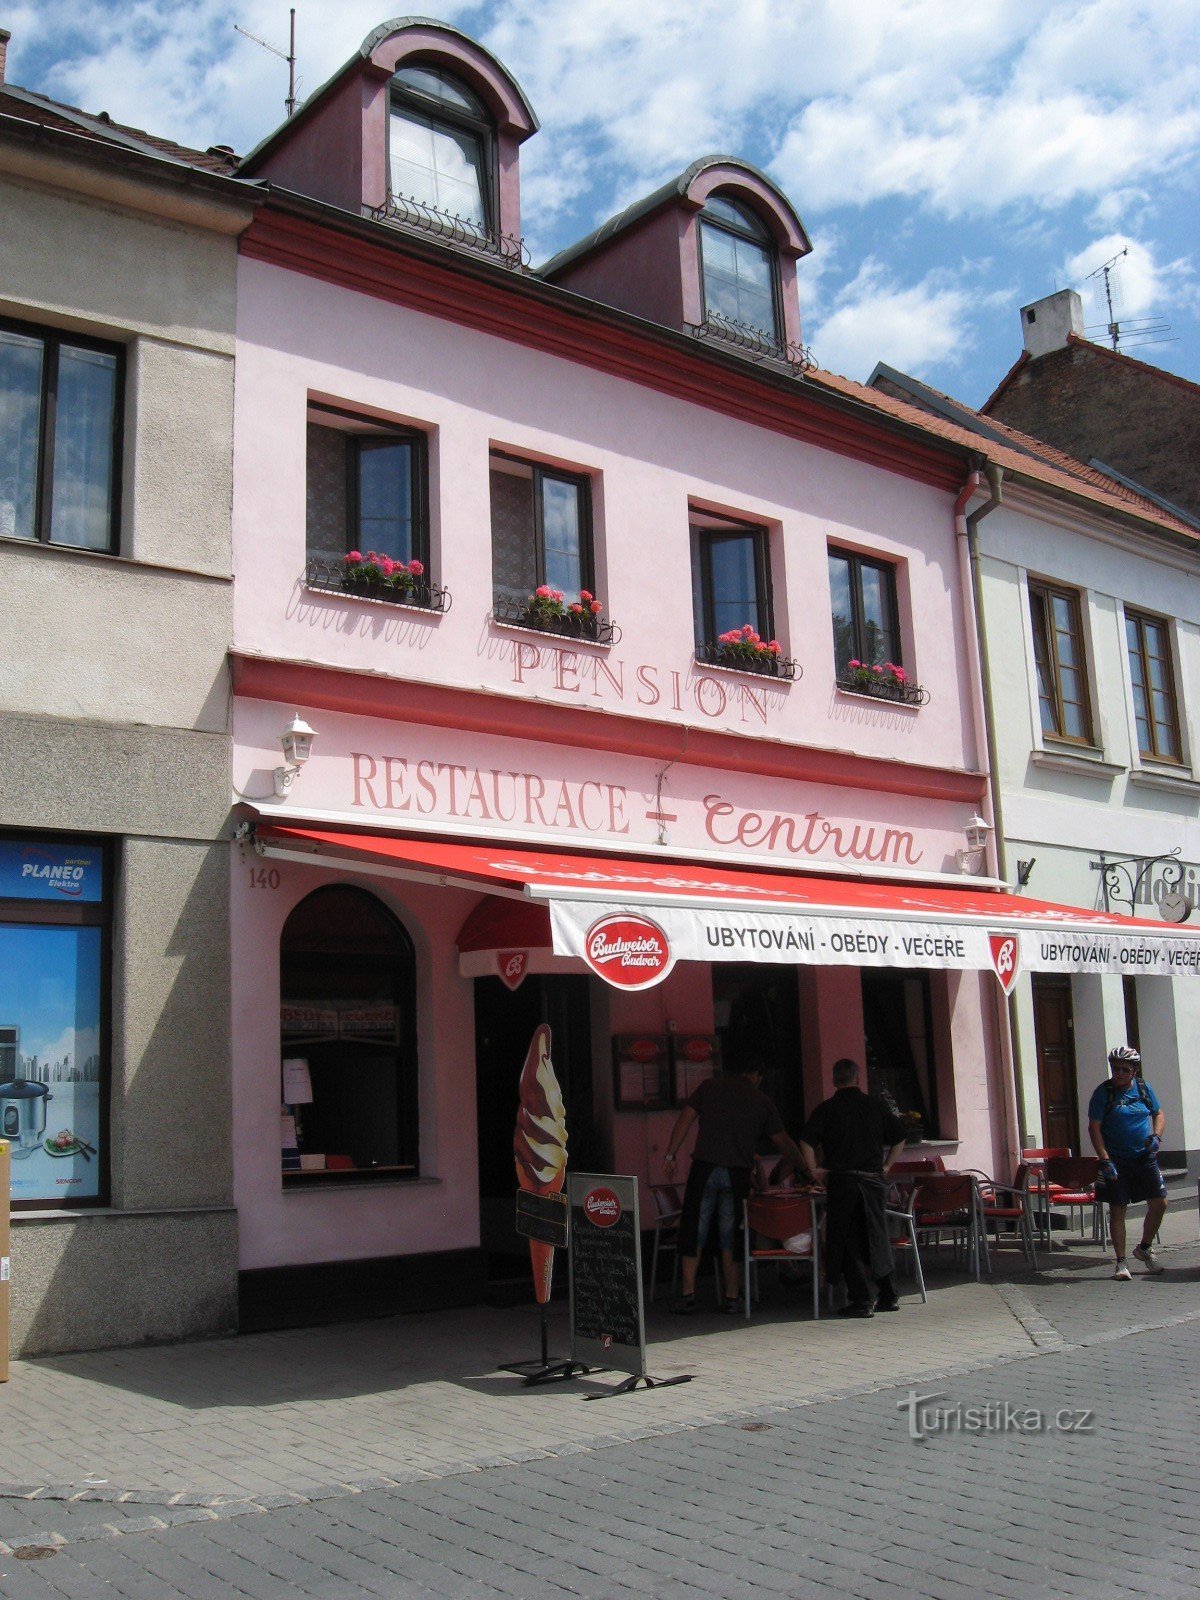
[10,1,1200,222]
[810,258,1008,382]
[1062,234,1197,331]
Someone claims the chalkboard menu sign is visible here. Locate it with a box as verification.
[568,1173,645,1379]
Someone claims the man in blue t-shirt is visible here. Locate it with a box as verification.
[1087,1045,1167,1280]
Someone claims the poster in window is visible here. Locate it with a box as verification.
[0,925,103,1203]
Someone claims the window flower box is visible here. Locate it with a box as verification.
[701,627,798,680]
[492,588,620,646]
[837,659,928,706]
[305,554,451,613]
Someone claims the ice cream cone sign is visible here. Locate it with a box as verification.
[513,1023,568,1305]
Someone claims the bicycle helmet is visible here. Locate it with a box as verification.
[1107,1044,1141,1066]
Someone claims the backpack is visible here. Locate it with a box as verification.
[1095,1076,1153,1120]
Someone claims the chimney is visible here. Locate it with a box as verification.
[1020,289,1085,359]
[0,29,9,84]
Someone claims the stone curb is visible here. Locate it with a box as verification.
[3,1286,1199,1558]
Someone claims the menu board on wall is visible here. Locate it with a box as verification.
[611,1036,670,1110]
[672,1034,721,1103]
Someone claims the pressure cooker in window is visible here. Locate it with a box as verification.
[0,1079,52,1158]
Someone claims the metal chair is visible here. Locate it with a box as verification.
[743,1193,821,1321]
[967,1168,1039,1270]
[885,1187,928,1303]
[913,1173,985,1280]
[1043,1156,1106,1245]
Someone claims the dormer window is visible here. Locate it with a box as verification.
[389,64,492,228]
[699,195,780,343]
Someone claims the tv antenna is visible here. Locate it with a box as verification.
[235,8,298,118]
[1084,246,1173,352]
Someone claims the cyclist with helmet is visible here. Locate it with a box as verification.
[1087,1045,1167,1280]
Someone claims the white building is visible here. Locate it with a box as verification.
[872,357,1200,1171]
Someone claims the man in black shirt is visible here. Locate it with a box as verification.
[664,1058,804,1313]
[799,1057,907,1317]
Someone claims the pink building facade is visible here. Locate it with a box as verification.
[228,19,1013,1320]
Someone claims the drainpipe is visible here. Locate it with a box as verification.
[955,461,1027,1168]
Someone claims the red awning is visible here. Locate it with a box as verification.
[255,823,1200,985]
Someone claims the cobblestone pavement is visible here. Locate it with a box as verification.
[0,1206,1194,1597]
[0,1310,1196,1597]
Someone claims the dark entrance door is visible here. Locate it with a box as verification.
[474,973,595,1285]
[1032,974,1079,1152]
[712,964,804,1134]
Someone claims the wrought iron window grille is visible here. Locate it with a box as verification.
[369,192,529,269]
[305,557,452,613]
[835,673,929,707]
[491,593,620,646]
[696,640,799,680]
[688,312,814,375]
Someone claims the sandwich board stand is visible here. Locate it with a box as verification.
[569,1173,692,1400]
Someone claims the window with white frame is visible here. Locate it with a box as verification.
[389,64,492,229]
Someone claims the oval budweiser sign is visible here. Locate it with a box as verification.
[583,913,673,990]
[627,1038,661,1063]
[583,1186,621,1227]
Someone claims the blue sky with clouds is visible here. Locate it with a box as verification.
[8,1,1199,405]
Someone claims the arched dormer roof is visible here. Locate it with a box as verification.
[360,18,539,139]
[239,17,537,177]
[541,155,810,279]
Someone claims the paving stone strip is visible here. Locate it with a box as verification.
[4,1262,1198,1561]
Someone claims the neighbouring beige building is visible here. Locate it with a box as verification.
[0,34,257,1354]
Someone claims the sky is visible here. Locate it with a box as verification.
[7,0,1200,404]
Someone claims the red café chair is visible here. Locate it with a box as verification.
[1043,1156,1106,1246]
[743,1192,821,1322]
[966,1167,1039,1270]
[913,1173,985,1280]
[1020,1147,1072,1247]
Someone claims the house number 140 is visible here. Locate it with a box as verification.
[249,867,281,889]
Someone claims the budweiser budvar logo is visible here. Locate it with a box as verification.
[628,1038,661,1063]
[989,932,1021,995]
[584,1186,621,1227]
[582,913,674,990]
[497,950,529,991]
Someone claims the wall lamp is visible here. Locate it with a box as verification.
[955,813,992,874]
[274,713,317,797]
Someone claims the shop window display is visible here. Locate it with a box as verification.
[0,836,109,1207]
[279,885,419,1183]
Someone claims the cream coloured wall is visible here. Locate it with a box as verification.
[0,153,252,1354]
